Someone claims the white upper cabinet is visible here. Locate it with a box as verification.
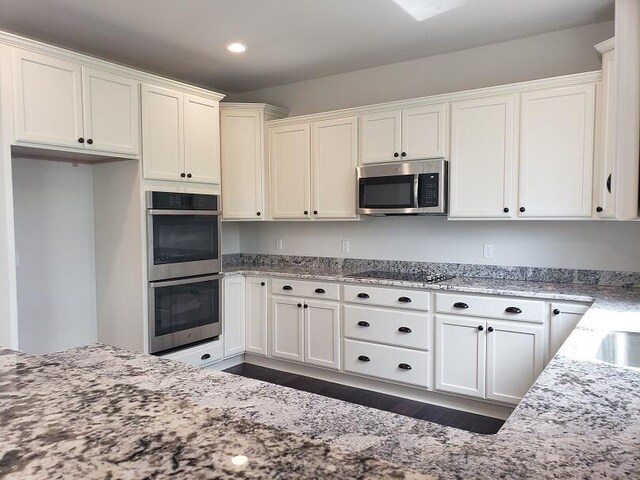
[449,95,516,218]
[142,84,184,181]
[142,84,220,184]
[401,104,447,160]
[359,110,402,164]
[311,116,358,219]
[518,84,596,217]
[82,67,140,156]
[184,94,220,184]
[13,49,83,148]
[269,123,311,219]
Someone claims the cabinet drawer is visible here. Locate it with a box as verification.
[343,284,430,311]
[435,293,545,323]
[160,339,223,367]
[344,339,430,388]
[344,305,431,350]
[271,278,340,301]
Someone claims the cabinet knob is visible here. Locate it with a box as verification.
[86,139,93,145]
[398,363,412,370]
[503,207,509,213]
[398,296,412,303]
[358,355,370,362]
[257,212,261,216]
[187,173,192,178]
[200,353,211,360]
[180,173,186,178]
[519,207,526,213]
[304,210,309,215]
[357,293,370,299]
[357,321,370,327]
[553,308,560,315]
[78,137,85,144]
[315,288,325,294]
[487,327,494,333]
[260,282,265,286]
[313,210,318,215]
[505,307,522,314]
[453,302,469,309]
[477,325,484,331]
[398,326,412,333]
[393,152,399,158]
[297,303,302,308]
[401,152,407,157]
[596,206,603,213]
[303,304,308,309]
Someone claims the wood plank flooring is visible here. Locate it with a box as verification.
[223,362,505,434]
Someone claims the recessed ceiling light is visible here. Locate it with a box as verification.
[227,42,247,54]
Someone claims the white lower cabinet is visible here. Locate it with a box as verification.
[304,300,340,369]
[271,295,304,362]
[245,277,268,355]
[223,276,246,357]
[161,338,223,367]
[548,302,590,361]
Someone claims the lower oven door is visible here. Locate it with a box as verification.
[148,274,222,354]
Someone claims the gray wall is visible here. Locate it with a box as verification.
[227,21,614,116]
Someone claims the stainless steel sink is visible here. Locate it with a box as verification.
[596,331,640,369]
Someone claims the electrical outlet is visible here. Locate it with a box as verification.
[275,238,283,251]
[483,244,494,260]
[341,240,350,254]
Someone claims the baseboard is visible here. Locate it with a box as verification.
[208,353,245,371]
[244,353,513,420]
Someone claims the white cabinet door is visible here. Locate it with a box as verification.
[184,94,220,184]
[549,302,589,361]
[269,123,311,219]
[449,95,516,218]
[486,320,544,405]
[359,110,402,164]
[311,116,358,219]
[595,49,617,218]
[223,276,246,357]
[401,104,447,160]
[435,315,486,398]
[141,84,184,181]
[13,48,84,148]
[271,295,304,362]
[82,67,140,156]
[304,300,340,370]
[221,109,264,219]
[518,84,596,217]
[245,277,268,355]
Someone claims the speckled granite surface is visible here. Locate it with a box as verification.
[41,266,640,479]
[0,348,430,479]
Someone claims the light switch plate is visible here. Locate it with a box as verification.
[341,240,350,254]
[483,244,494,259]
[275,238,283,251]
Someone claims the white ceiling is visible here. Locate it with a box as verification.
[0,0,613,93]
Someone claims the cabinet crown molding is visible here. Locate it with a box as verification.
[221,102,288,118]
[594,37,615,55]
[0,29,225,101]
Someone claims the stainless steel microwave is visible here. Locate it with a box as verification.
[357,159,447,215]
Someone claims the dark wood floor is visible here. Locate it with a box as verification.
[223,362,505,435]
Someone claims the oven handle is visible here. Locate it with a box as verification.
[149,274,224,288]
[147,209,222,216]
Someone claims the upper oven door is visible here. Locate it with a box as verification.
[147,210,221,281]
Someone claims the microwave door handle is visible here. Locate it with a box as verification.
[413,175,419,208]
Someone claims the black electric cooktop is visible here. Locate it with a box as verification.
[345,270,452,284]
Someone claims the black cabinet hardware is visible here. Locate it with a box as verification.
[398,363,412,370]
[453,302,469,309]
[257,212,261,216]
[304,304,308,309]
[398,296,412,303]
[180,173,186,178]
[394,152,399,157]
[503,207,509,213]
[297,303,302,308]
[596,206,603,213]
[260,282,265,286]
[282,285,293,291]
[78,137,85,143]
[477,325,484,331]
[487,326,494,333]
[553,308,560,315]
[315,288,325,294]
[358,355,370,362]
[87,139,93,145]
[313,210,318,215]
[304,210,309,215]
[519,207,525,212]
[201,353,211,360]
[398,326,412,333]
[357,321,370,327]
[357,293,370,299]
[401,152,407,157]
[505,307,522,314]
[606,174,612,193]
[187,173,192,178]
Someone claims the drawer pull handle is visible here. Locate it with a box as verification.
[453,302,469,309]
[282,285,293,291]
[357,321,370,327]
[505,307,522,314]
[358,355,370,362]
[398,297,412,303]
[315,288,325,294]
[200,353,211,360]
[398,363,412,370]
[357,293,370,299]
[398,326,412,333]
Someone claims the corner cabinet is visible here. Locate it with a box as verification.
[12,48,140,157]
[245,277,268,355]
[142,84,220,184]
